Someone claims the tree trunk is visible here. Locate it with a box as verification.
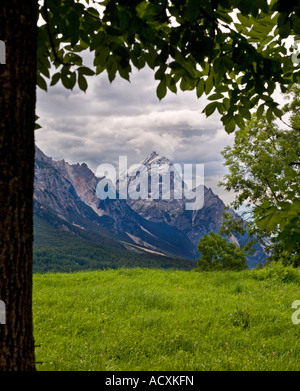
[0,1,37,370]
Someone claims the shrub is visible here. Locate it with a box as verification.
[197,231,247,271]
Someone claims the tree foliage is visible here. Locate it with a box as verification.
[38,0,300,133]
[196,231,247,271]
[220,86,300,264]
[219,206,257,257]
[196,207,256,271]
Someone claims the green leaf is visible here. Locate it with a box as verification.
[239,106,251,121]
[94,46,110,67]
[221,113,233,126]
[37,74,47,91]
[215,11,233,24]
[241,96,252,109]
[61,71,76,90]
[155,65,167,81]
[106,57,118,83]
[292,16,300,34]
[258,208,281,231]
[225,118,236,133]
[78,73,88,92]
[207,92,224,100]
[35,122,42,130]
[157,79,167,100]
[180,77,194,91]
[166,75,177,94]
[237,13,252,28]
[205,74,214,95]
[78,66,95,76]
[105,26,123,37]
[217,103,225,114]
[196,78,205,98]
[256,104,265,119]
[114,46,129,60]
[266,107,274,122]
[90,32,105,51]
[118,65,131,81]
[95,64,106,75]
[64,52,82,65]
[278,17,292,38]
[273,107,283,118]
[203,101,218,117]
[86,7,100,19]
[50,72,61,86]
[234,114,245,129]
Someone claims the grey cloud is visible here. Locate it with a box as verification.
[36,66,236,204]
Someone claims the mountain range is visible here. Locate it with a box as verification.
[33,146,265,272]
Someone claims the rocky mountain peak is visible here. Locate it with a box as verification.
[141,151,172,167]
[33,146,266,267]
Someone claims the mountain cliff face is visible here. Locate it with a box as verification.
[34,146,265,267]
[121,151,225,248]
[34,146,110,232]
[34,147,196,260]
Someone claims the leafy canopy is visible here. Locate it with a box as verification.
[196,207,256,271]
[219,206,257,257]
[220,85,300,262]
[196,231,247,271]
[38,0,300,133]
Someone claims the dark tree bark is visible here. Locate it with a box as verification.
[0,1,38,370]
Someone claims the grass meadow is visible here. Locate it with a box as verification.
[33,263,300,371]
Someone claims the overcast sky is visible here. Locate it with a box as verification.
[35,63,240,204]
[35,57,287,205]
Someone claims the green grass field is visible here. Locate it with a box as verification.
[33,263,300,371]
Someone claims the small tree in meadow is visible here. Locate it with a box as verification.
[197,231,247,271]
